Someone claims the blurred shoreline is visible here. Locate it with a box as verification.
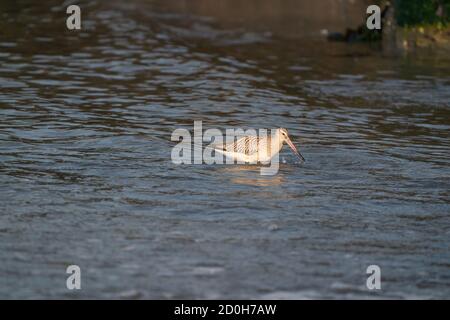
[149,0,372,38]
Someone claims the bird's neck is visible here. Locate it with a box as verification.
[274,131,284,151]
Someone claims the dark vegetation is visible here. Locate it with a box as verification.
[395,0,450,27]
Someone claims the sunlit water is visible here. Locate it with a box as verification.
[0,0,449,299]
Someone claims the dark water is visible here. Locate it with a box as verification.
[0,0,449,299]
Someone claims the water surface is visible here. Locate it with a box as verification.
[0,0,449,299]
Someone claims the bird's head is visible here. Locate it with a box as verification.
[278,128,305,162]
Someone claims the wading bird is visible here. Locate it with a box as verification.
[213,128,305,164]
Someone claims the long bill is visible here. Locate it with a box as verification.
[285,137,306,162]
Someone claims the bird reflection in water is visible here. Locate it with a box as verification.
[218,165,285,186]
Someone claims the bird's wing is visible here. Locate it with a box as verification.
[222,135,264,156]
